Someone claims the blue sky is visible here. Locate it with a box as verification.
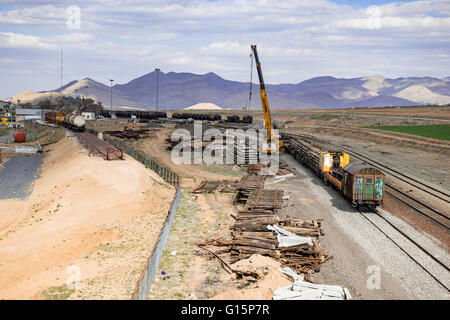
[0,0,449,98]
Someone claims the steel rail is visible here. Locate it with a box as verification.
[385,185,450,229]
[286,133,450,203]
[358,208,450,292]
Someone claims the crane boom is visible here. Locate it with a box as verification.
[251,44,282,153]
[251,44,274,142]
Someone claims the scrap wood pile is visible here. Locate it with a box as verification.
[196,169,331,279]
[192,180,238,194]
[198,211,330,275]
[233,175,266,204]
[247,163,267,175]
[247,162,295,177]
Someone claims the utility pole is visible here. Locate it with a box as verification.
[248,52,253,115]
[60,49,63,89]
[84,86,88,108]
[155,68,160,111]
[60,49,63,110]
[110,79,114,112]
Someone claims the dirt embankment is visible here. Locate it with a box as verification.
[22,122,66,146]
[0,135,175,299]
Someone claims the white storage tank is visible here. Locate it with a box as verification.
[65,114,86,128]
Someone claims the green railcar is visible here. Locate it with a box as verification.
[342,162,385,208]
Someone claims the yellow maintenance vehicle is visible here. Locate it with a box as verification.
[251,44,283,154]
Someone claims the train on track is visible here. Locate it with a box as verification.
[283,135,385,208]
[171,113,221,121]
[45,111,86,131]
[99,109,253,124]
[100,110,168,120]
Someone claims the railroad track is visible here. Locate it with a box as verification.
[282,132,450,293]
[286,133,450,204]
[385,185,450,230]
[358,207,450,292]
[284,133,450,228]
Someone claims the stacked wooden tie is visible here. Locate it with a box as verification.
[200,211,330,274]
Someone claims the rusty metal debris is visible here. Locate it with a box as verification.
[247,162,295,176]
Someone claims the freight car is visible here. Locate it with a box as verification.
[326,163,385,208]
[64,114,86,131]
[100,110,167,119]
[171,113,221,121]
[45,111,65,126]
[343,163,384,208]
[226,115,241,122]
[283,136,384,208]
[242,115,253,124]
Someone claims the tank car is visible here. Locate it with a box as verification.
[64,114,86,131]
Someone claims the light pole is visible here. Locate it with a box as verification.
[110,79,114,113]
[84,86,88,108]
[155,68,160,111]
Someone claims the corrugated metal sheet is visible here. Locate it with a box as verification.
[15,109,43,115]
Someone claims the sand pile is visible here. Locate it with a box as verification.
[0,135,175,299]
[211,254,293,300]
[12,91,63,105]
[184,102,223,110]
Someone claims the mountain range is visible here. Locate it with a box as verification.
[14,72,450,109]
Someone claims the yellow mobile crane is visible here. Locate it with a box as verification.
[250,44,283,153]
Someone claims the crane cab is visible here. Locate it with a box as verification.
[261,141,284,154]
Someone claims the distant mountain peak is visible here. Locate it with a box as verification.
[26,72,450,109]
[362,74,386,80]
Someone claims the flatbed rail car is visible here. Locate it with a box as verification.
[283,135,350,179]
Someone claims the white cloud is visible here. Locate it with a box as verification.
[0,32,56,49]
[0,0,449,97]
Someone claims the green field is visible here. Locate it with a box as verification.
[365,124,450,141]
